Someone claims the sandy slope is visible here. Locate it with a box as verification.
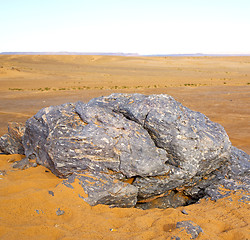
[0,55,249,239]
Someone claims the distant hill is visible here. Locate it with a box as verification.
[0,52,140,56]
[1,52,250,57]
[145,53,250,57]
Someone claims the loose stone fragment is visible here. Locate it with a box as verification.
[48,191,54,196]
[0,170,7,176]
[181,209,188,215]
[176,220,203,239]
[56,208,65,216]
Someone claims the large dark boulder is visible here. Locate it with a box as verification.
[1,93,249,208]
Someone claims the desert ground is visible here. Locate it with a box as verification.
[0,55,249,239]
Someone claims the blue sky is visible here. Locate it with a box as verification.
[1,0,250,54]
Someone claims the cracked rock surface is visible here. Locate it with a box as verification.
[0,93,249,208]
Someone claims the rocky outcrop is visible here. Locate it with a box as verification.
[0,93,249,209]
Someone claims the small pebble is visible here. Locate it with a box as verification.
[48,191,54,196]
[35,209,44,214]
[110,228,118,232]
[7,158,16,163]
[170,236,180,240]
[32,162,37,167]
[181,209,188,215]
[0,170,6,176]
[56,208,65,216]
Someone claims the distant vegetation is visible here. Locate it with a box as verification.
[8,88,24,91]
[7,82,250,92]
[184,83,197,86]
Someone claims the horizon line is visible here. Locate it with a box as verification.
[1,51,250,57]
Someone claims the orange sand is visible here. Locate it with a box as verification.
[0,154,249,240]
[0,55,249,239]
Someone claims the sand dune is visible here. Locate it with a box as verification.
[0,55,249,239]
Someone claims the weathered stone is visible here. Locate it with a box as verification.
[56,208,65,216]
[239,195,250,204]
[184,146,250,201]
[48,190,54,196]
[181,209,188,215]
[171,237,181,240]
[22,101,169,179]
[23,103,80,177]
[0,122,25,154]
[176,220,203,239]
[87,93,232,199]
[63,171,138,208]
[12,157,37,170]
[0,170,7,176]
[226,146,250,179]
[1,93,249,209]
[89,93,231,177]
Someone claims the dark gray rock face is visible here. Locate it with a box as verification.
[0,122,25,154]
[89,94,231,176]
[22,101,169,178]
[1,93,249,208]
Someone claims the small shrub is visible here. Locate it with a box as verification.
[8,88,24,91]
[184,83,197,87]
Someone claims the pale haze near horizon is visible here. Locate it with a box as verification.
[1,0,250,55]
